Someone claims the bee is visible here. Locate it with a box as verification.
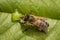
[19,14,49,32]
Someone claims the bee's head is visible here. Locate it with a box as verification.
[19,14,30,23]
[23,14,35,22]
[23,14,30,21]
[20,14,30,20]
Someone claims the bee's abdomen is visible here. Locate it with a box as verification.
[33,20,49,31]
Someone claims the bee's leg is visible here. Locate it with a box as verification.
[23,24,33,32]
[38,28,42,31]
[36,27,42,31]
[20,21,26,24]
[36,27,46,33]
[23,27,31,32]
[41,30,47,34]
[19,19,26,24]
[24,27,31,31]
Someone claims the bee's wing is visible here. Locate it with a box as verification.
[39,17,47,20]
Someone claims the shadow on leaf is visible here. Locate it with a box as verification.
[20,23,48,40]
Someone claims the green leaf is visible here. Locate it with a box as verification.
[0,13,60,40]
[0,0,60,40]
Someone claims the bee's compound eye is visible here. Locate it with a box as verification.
[28,16,34,22]
[24,14,29,21]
